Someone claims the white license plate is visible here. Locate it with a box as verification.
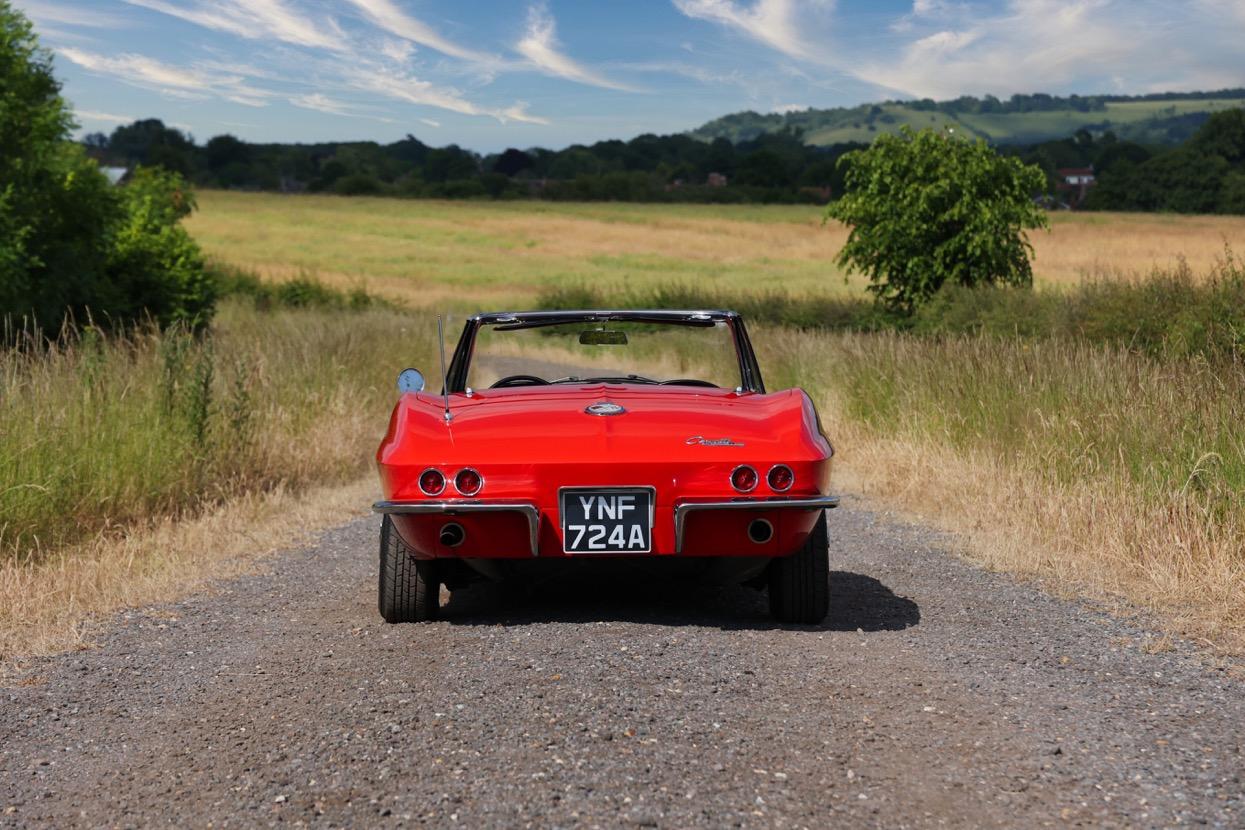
[559,488,654,553]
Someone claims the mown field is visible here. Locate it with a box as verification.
[186,191,1245,311]
[6,192,1245,659]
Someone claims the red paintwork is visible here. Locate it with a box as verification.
[376,383,833,559]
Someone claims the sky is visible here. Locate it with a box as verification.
[14,0,1245,152]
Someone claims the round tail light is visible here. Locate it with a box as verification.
[418,468,446,496]
[455,468,483,496]
[730,465,758,493]
[767,464,794,492]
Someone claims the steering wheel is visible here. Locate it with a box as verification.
[490,374,550,388]
[660,379,718,388]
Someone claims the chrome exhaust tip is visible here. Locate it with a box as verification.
[439,522,465,547]
[747,518,773,544]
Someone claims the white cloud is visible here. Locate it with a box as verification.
[342,0,495,63]
[672,0,820,61]
[18,0,130,29]
[290,93,353,116]
[122,0,346,51]
[75,109,136,124]
[58,47,274,106]
[771,102,808,113]
[343,66,548,124]
[290,93,396,122]
[419,118,442,128]
[854,0,1209,100]
[515,3,636,91]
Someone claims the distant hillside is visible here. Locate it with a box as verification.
[691,90,1245,146]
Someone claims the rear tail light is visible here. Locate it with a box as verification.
[455,468,483,496]
[767,464,794,492]
[730,465,758,493]
[418,468,446,496]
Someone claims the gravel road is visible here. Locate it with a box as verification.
[2,500,1242,828]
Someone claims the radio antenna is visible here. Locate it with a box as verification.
[438,315,452,424]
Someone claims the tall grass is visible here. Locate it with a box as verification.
[541,249,1245,360]
[758,327,1245,649]
[1,299,434,561]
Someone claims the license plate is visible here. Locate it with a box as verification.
[559,487,654,554]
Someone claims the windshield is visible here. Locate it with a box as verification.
[466,319,743,390]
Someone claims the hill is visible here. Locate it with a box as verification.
[690,90,1245,146]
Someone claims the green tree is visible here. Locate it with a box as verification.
[0,2,211,332]
[825,127,1048,312]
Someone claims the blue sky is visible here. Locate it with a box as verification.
[15,0,1245,152]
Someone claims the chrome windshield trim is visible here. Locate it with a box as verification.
[672,495,840,554]
[372,501,541,557]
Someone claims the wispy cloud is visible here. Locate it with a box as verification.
[57,47,274,106]
[516,3,636,91]
[419,117,442,128]
[20,0,130,29]
[122,0,346,51]
[672,0,820,61]
[75,109,137,124]
[289,93,392,122]
[343,66,548,124]
[853,0,1163,99]
[342,0,495,63]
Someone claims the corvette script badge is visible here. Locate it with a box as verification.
[685,435,745,447]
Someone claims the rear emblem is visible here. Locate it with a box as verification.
[686,435,744,447]
[585,402,626,416]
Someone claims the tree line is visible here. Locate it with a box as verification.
[85,122,851,204]
[85,109,1245,214]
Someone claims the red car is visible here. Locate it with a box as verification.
[373,310,838,623]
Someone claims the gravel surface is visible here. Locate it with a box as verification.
[2,499,1242,828]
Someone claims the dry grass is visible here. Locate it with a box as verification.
[1,299,433,557]
[0,477,374,662]
[187,192,1245,309]
[2,299,434,662]
[758,328,1245,654]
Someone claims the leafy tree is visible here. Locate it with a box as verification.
[0,2,211,332]
[825,127,1048,312]
[492,148,532,177]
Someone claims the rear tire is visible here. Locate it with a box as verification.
[378,515,440,623]
[768,512,829,624]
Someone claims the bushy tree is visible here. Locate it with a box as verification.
[0,2,212,332]
[825,127,1048,312]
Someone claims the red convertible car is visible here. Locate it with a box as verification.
[373,309,838,623]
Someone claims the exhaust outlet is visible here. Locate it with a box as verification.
[439,522,465,547]
[747,518,773,544]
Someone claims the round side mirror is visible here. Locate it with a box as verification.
[397,368,426,393]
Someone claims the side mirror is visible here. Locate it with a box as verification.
[397,368,426,393]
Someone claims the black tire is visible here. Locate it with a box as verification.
[768,511,829,624]
[378,516,440,623]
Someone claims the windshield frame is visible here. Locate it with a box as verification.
[444,310,765,394]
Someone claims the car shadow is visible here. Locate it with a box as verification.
[439,570,920,632]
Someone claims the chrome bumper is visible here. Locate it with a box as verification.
[372,501,541,556]
[373,494,839,558]
[673,495,839,554]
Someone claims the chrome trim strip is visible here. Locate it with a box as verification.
[673,495,840,554]
[372,501,541,557]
